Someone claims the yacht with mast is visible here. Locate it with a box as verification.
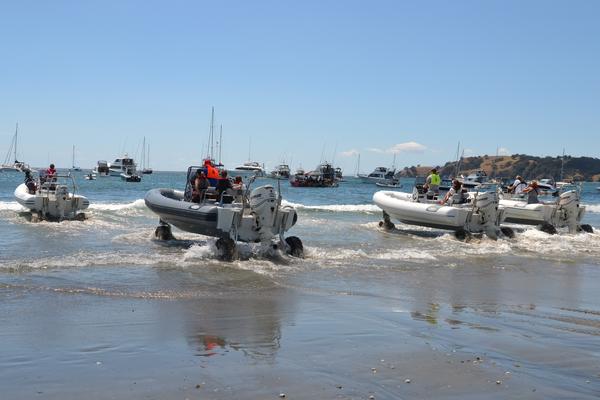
[141,137,153,174]
[71,145,81,171]
[1,123,29,172]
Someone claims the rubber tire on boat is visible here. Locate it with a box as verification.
[500,226,515,239]
[285,236,304,258]
[579,224,594,233]
[539,223,557,235]
[216,237,237,262]
[454,228,471,241]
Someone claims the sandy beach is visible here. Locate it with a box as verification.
[2,252,600,399]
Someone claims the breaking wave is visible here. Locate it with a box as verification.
[282,200,379,213]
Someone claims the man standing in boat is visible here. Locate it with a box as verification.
[423,168,441,198]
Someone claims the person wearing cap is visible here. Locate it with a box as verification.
[423,168,441,198]
[523,180,540,204]
[509,175,527,194]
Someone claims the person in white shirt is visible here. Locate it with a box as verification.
[509,175,527,194]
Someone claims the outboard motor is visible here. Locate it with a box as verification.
[55,185,70,219]
[556,190,581,233]
[249,185,279,241]
[470,191,502,238]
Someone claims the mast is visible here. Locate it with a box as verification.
[141,137,146,169]
[560,148,565,181]
[218,125,223,165]
[209,107,215,160]
[454,141,461,178]
[14,123,18,162]
[72,145,75,168]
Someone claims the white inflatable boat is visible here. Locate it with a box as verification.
[14,172,89,221]
[500,188,592,234]
[373,186,508,239]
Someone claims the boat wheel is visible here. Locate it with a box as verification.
[454,228,472,241]
[579,224,594,233]
[30,212,42,223]
[500,226,515,239]
[539,223,557,235]
[216,237,237,261]
[154,223,175,241]
[379,211,395,230]
[285,236,304,258]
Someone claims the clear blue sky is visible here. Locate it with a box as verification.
[1,0,598,172]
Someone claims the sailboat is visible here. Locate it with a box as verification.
[71,145,81,171]
[141,137,153,174]
[1,123,29,172]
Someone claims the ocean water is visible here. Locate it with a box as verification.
[2,170,600,398]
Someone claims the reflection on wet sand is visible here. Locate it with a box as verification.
[179,292,296,362]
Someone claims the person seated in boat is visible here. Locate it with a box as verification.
[508,175,527,195]
[523,180,540,204]
[191,170,209,203]
[439,179,467,206]
[24,170,37,194]
[215,170,233,202]
[46,163,56,177]
[231,176,245,202]
[423,168,441,199]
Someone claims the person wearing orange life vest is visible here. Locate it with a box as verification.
[204,159,220,186]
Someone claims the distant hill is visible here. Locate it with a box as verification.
[397,154,600,182]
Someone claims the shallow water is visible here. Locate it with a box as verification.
[1,170,600,398]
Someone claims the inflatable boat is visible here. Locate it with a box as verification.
[144,166,303,260]
[14,172,89,221]
[373,186,508,239]
[500,188,592,234]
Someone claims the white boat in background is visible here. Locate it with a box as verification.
[537,178,557,193]
[459,170,490,189]
[120,167,141,182]
[357,167,396,183]
[373,184,510,240]
[93,160,110,176]
[84,173,96,180]
[1,123,30,172]
[108,154,137,176]
[14,170,89,221]
[269,164,291,180]
[500,186,592,234]
[233,161,265,177]
[71,145,81,171]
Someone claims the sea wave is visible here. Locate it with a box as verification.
[0,201,25,211]
[282,200,379,213]
[584,204,600,213]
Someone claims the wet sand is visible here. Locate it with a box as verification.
[2,257,600,399]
